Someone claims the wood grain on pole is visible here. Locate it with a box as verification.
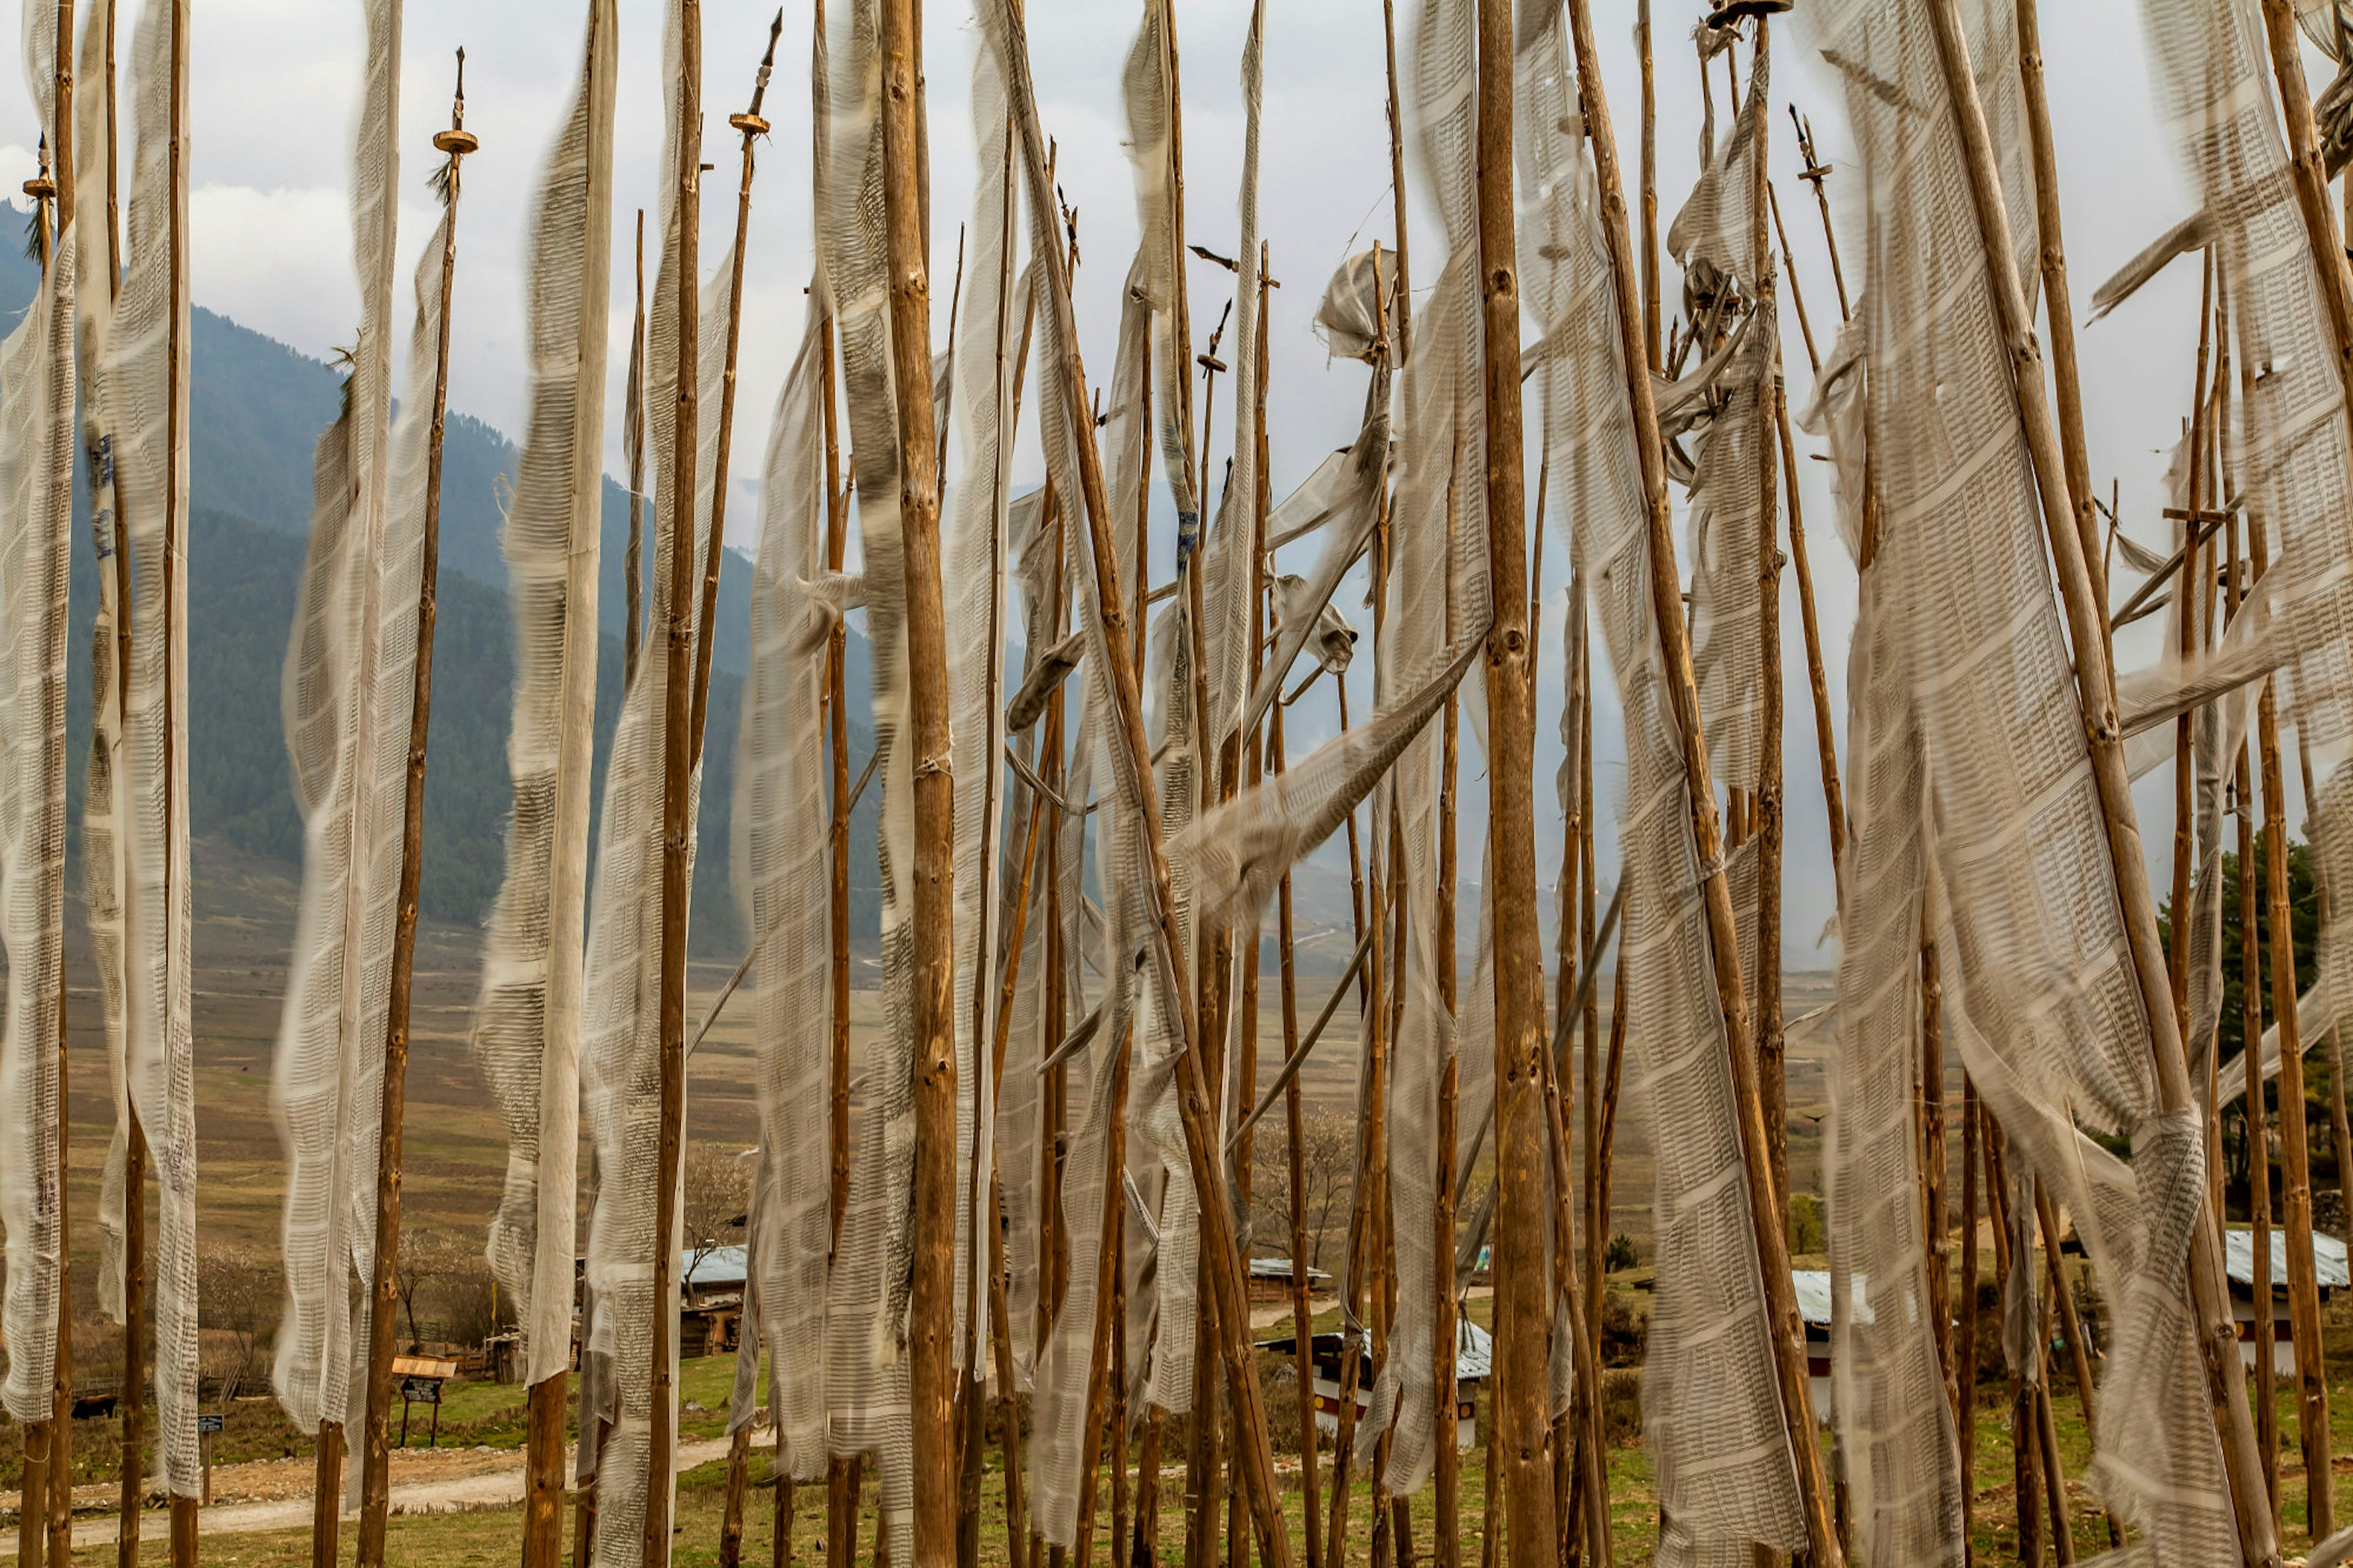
[1775,393,1844,885]
[1637,0,1658,371]
[1921,4,2278,1558]
[1327,252,1392,1568]
[2238,657,2279,1520]
[1751,47,1787,1203]
[627,211,646,687]
[1982,1119,2041,1564]
[878,0,960,1559]
[2259,0,2353,412]
[1957,1078,1980,1565]
[2249,517,2333,1539]
[44,5,71,1550]
[1558,0,1839,1554]
[1271,676,1324,1568]
[1474,0,1560,1558]
[643,0,703,1553]
[2172,254,2215,1040]
[2013,0,2104,610]
[1920,918,1950,1411]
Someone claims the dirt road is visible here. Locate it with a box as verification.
[0,1435,736,1551]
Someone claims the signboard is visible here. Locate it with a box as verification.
[196,1414,223,1436]
[400,1376,444,1406]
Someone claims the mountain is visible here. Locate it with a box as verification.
[0,236,881,955]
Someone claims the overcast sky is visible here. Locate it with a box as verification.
[0,0,2281,966]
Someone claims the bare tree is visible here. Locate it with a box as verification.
[197,1248,278,1401]
[682,1144,754,1282]
[1247,1108,1360,1274]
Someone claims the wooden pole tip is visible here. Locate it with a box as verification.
[433,129,479,156]
[729,113,771,136]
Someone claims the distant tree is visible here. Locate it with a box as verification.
[683,1145,754,1283]
[197,1247,278,1401]
[1247,1110,1359,1273]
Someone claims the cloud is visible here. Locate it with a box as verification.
[0,0,2266,963]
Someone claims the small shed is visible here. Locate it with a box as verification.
[1790,1270,1871,1424]
[1260,1321,1489,1452]
[1246,1257,1335,1302]
[683,1245,750,1358]
[2219,1227,2348,1374]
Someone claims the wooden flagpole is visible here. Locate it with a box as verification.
[2248,509,2335,1540]
[1980,1113,2042,1562]
[1271,628,1323,1568]
[1747,19,1789,1206]
[2172,254,2216,1032]
[707,29,785,1567]
[1326,244,1393,1568]
[1920,909,1952,1413]
[2227,503,2282,1526]
[164,1,191,1559]
[1474,0,1563,1556]
[1956,1078,1980,1562]
[1559,0,1840,1555]
[2013,0,2104,610]
[1379,0,1412,363]
[357,56,474,1568]
[1637,0,1658,371]
[642,0,703,1551]
[42,13,72,1555]
[91,5,138,1561]
[15,137,56,1568]
[1923,6,2279,1559]
[816,7,857,1561]
[626,209,647,686]
[873,0,960,1559]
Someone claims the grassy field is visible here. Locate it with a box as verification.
[56,1349,2353,1565]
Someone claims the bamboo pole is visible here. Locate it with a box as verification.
[1271,651,1323,1568]
[2248,513,2334,1540]
[42,13,72,1551]
[1638,0,1658,371]
[873,0,960,1553]
[1558,2,1839,1554]
[2259,0,2353,405]
[2037,1183,2117,1548]
[1922,911,1952,1412]
[164,1,191,1558]
[1575,578,1606,1378]
[12,134,56,1568]
[1749,33,1789,1208]
[1982,1114,2042,1564]
[358,57,474,1568]
[1776,394,1844,882]
[1789,111,1849,322]
[1327,251,1396,1568]
[626,210,646,688]
[1536,937,1612,1568]
[1957,1078,1981,1566]
[1474,0,1561,1555]
[2013,0,2104,613]
[705,32,785,1566]
[1919,7,2279,1558]
[815,0,857,1553]
[642,0,705,1551]
[2227,479,2281,1537]
[1380,0,1411,362]
[104,11,142,1562]
[2172,254,2216,1034]
[996,10,1294,1562]
[1432,448,1463,1568]
[2029,1198,2075,1566]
